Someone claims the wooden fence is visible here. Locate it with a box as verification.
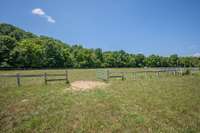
[0,70,69,87]
[108,70,163,81]
[96,69,109,81]
[96,68,199,81]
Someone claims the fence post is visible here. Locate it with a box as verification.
[157,71,159,77]
[65,70,69,84]
[145,72,147,79]
[106,70,109,81]
[16,73,20,87]
[44,73,47,85]
[122,72,125,80]
[134,72,136,80]
[133,72,135,80]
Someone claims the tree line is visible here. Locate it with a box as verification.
[0,23,200,68]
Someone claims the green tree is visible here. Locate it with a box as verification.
[42,39,65,68]
[103,51,116,67]
[169,54,179,67]
[1,23,200,69]
[160,57,169,67]
[0,23,36,41]
[14,38,45,67]
[127,54,136,67]
[62,48,73,67]
[135,54,145,67]
[145,55,161,67]
[0,35,17,66]
[94,48,103,67]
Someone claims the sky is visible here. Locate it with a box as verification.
[0,0,200,56]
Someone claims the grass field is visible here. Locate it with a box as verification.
[0,69,200,132]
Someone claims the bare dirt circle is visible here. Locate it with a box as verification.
[70,80,108,91]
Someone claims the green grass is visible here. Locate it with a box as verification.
[0,69,200,132]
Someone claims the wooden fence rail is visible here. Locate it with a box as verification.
[96,68,199,81]
[0,70,69,87]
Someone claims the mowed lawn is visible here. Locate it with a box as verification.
[0,69,200,132]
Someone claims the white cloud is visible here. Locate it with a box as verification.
[193,53,200,57]
[32,8,45,16]
[46,16,56,23]
[32,8,56,23]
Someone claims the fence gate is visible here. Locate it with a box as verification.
[96,69,109,81]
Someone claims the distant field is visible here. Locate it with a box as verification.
[0,69,200,132]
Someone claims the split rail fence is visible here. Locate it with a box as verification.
[96,68,199,81]
[0,70,69,87]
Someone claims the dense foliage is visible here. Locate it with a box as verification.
[0,23,200,68]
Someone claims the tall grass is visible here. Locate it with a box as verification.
[0,69,200,132]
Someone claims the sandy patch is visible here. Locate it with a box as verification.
[21,99,29,103]
[70,80,108,91]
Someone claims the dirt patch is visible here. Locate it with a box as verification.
[21,99,29,103]
[70,80,108,91]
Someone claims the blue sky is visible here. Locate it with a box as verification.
[0,0,200,56]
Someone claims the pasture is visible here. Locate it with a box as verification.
[0,68,200,132]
